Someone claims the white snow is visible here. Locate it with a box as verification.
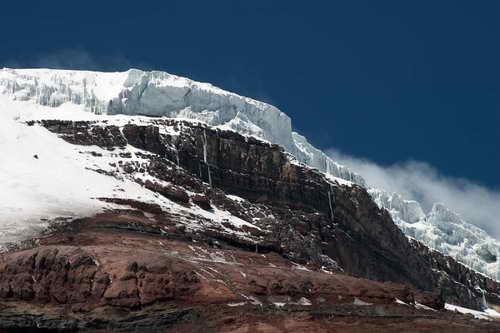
[445,303,500,320]
[0,95,265,248]
[227,302,246,307]
[0,96,165,246]
[291,262,311,271]
[371,188,500,279]
[353,298,372,306]
[0,67,364,185]
[324,173,354,187]
[395,298,408,306]
[1,67,499,283]
[414,302,436,311]
[297,297,312,306]
[226,194,246,203]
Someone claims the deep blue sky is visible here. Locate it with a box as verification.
[1,1,498,187]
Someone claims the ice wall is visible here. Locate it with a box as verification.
[0,68,364,185]
[3,67,497,278]
[370,189,500,279]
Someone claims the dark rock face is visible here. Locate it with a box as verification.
[122,124,168,156]
[411,239,500,307]
[143,181,190,205]
[0,247,101,304]
[191,194,212,210]
[4,118,500,331]
[34,120,128,148]
[34,119,500,310]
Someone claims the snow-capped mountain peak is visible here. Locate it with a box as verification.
[0,67,364,186]
[1,67,498,280]
[370,189,500,279]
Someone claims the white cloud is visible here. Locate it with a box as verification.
[327,148,500,238]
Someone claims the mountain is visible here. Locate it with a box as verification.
[0,68,499,332]
[2,67,498,278]
[0,68,364,184]
[370,190,500,280]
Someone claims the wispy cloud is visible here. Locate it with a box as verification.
[3,48,150,71]
[34,48,102,69]
[327,148,500,238]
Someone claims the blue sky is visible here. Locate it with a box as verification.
[1,0,498,189]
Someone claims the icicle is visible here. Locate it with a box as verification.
[328,184,335,221]
[203,129,212,187]
[203,129,208,163]
[207,165,212,187]
[328,191,333,220]
[82,78,87,108]
[170,143,180,168]
[481,290,488,310]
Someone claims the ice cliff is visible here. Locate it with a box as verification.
[0,68,364,185]
[371,189,500,279]
[1,67,498,279]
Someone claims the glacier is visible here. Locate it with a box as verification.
[0,67,498,279]
[370,189,500,280]
[0,68,364,185]
[0,96,267,249]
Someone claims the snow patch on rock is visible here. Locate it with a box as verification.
[0,68,363,186]
[1,67,498,282]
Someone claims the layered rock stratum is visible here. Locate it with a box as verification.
[0,68,499,332]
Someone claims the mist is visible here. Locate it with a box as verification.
[2,48,150,72]
[327,149,500,239]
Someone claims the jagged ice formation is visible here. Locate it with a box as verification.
[1,67,498,279]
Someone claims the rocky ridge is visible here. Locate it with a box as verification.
[0,68,499,331]
[0,117,498,331]
[2,67,497,281]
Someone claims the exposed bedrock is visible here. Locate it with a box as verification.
[31,119,500,311]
